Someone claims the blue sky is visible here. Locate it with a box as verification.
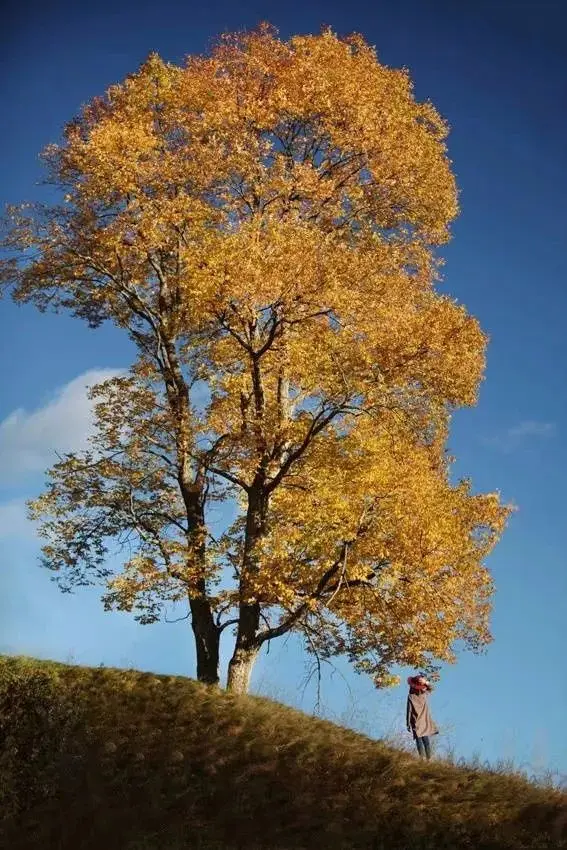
[1,0,566,778]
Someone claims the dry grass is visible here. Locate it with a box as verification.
[1,655,565,850]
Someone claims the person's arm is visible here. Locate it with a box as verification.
[406,697,412,732]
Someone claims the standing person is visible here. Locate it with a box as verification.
[406,675,438,760]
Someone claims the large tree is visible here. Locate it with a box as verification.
[1,26,509,693]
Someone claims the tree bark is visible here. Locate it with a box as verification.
[190,595,220,686]
[226,478,265,694]
[226,646,259,694]
[156,318,221,687]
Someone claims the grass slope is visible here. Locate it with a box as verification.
[1,656,565,850]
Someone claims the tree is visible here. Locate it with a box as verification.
[1,25,510,693]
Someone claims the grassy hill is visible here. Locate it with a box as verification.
[1,656,565,850]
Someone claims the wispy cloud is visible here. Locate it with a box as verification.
[0,368,123,485]
[484,420,557,453]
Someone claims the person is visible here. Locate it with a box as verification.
[406,675,438,760]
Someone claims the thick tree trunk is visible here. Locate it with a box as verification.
[226,646,259,694]
[226,366,268,693]
[226,599,261,694]
[158,331,220,686]
[190,596,220,686]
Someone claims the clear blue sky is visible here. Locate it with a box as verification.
[1,0,566,779]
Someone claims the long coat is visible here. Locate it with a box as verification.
[406,691,439,738]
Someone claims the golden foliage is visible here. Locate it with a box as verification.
[2,26,510,688]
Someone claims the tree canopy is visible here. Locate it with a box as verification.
[1,25,510,692]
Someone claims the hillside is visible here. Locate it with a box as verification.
[1,657,565,850]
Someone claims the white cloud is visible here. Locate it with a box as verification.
[484,420,557,452]
[506,421,556,439]
[0,369,123,484]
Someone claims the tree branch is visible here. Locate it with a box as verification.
[256,542,349,645]
[266,405,342,493]
[215,308,252,353]
[218,617,239,634]
[207,465,250,492]
[164,609,191,624]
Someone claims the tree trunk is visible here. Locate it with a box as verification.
[226,646,259,694]
[226,598,261,694]
[190,596,220,686]
[226,450,266,695]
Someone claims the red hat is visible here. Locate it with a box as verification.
[407,675,429,693]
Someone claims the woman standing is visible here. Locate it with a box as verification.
[406,675,438,759]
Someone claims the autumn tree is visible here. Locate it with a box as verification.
[1,26,510,693]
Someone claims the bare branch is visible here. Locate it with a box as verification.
[207,465,250,492]
[218,618,239,634]
[164,609,191,624]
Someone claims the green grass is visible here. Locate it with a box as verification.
[1,656,565,849]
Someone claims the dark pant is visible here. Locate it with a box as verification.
[415,735,432,759]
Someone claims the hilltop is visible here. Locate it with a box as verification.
[1,656,565,849]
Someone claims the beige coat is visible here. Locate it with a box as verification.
[406,691,438,738]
